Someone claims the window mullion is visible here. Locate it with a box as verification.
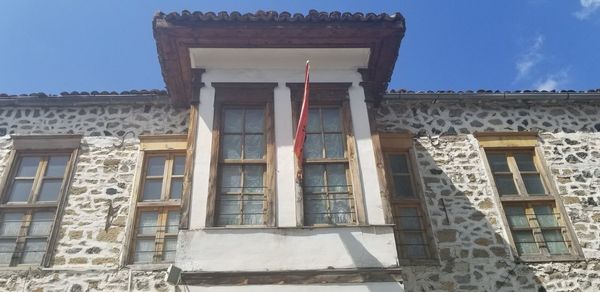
[239,165,246,225]
[29,157,48,203]
[163,155,174,201]
[322,164,332,224]
[526,204,547,256]
[154,208,168,263]
[11,210,33,266]
[506,154,528,196]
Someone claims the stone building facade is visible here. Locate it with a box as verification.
[0,10,599,292]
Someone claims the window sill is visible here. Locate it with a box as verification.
[126,263,172,271]
[0,265,42,271]
[202,224,395,230]
[516,254,585,263]
[397,258,440,267]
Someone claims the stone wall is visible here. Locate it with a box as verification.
[0,102,188,292]
[376,99,600,291]
[0,98,599,291]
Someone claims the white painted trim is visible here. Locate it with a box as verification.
[190,83,215,229]
[274,83,296,227]
[348,83,386,225]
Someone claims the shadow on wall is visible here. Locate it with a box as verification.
[398,136,546,292]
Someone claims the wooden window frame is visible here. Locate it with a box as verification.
[377,133,438,265]
[205,83,277,228]
[122,135,187,266]
[476,132,584,262]
[288,82,366,227]
[0,135,80,267]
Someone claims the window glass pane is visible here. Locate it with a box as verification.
[403,245,428,259]
[7,180,33,202]
[306,109,321,132]
[242,195,264,225]
[16,156,40,177]
[487,153,509,172]
[324,134,344,158]
[331,195,351,224]
[322,108,341,132]
[494,174,518,196]
[222,135,242,159]
[133,239,155,263]
[0,239,16,265]
[523,174,545,195]
[393,175,414,198]
[244,166,264,194]
[543,230,569,254]
[304,165,325,194]
[28,211,54,236]
[21,238,46,264]
[389,155,409,173]
[173,156,186,176]
[223,109,243,133]
[137,211,158,234]
[397,208,421,230]
[514,153,537,172]
[402,232,426,245]
[141,179,162,201]
[38,178,62,201]
[401,231,428,258]
[304,134,323,159]
[534,205,558,227]
[163,237,177,262]
[244,109,264,133]
[326,164,347,193]
[169,178,183,200]
[220,166,241,193]
[244,134,264,159]
[166,211,179,234]
[513,231,539,255]
[46,156,69,177]
[216,195,241,226]
[146,156,165,177]
[0,213,23,236]
[505,206,529,228]
[304,194,328,225]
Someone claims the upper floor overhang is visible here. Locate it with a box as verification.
[153,10,406,106]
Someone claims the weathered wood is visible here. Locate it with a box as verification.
[477,138,584,262]
[264,102,276,226]
[180,103,199,229]
[207,83,277,227]
[138,135,187,151]
[154,18,405,105]
[475,132,538,148]
[181,268,403,286]
[11,135,82,150]
[43,149,79,267]
[121,151,146,266]
[343,101,366,225]
[205,104,222,227]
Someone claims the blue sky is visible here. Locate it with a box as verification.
[0,1,599,94]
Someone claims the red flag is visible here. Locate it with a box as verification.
[294,60,310,161]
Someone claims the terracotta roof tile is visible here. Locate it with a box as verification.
[154,10,405,25]
[0,89,167,98]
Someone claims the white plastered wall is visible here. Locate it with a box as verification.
[185,48,391,272]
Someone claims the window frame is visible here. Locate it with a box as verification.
[301,105,356,226]
[288,82,366,227]
[477,132,584,262]
[377,133,438,265]
[0,135,80,268]
[205,83,277,228]
[122,135,188,266]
